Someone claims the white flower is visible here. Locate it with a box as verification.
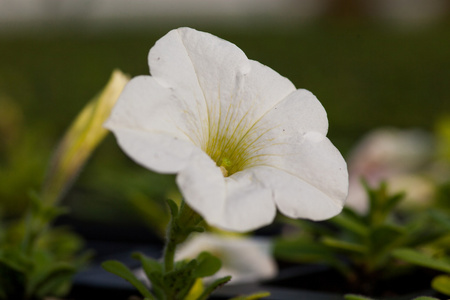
[175,233,277,284]
[346,127,434,213]
[105,27,348,232]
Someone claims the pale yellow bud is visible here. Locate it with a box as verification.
[41,69,130,205]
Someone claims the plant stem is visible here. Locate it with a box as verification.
[164,225,177,272]
[163,200,203,273]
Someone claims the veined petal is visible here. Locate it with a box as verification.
[176,151,226,225]
[148,28,297,161]
[108,128,198,174]
[105,76,205,173]
[261,89,329,138]
[220,171,276,232]
[177,151,276,232]
[253,133,348,220]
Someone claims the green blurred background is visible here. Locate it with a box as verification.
[1,0,449,235]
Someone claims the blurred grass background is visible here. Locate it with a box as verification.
[0,0,450,236]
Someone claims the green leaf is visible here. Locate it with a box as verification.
[131,252,165,299]
[273,237,353,278]
[321,237,367,254]
[102,260,154,300]
[193,251,222,278]
[28,262,75,298]
[228,291,271,300]
[392,248,450,273]
[163,259,197,300]
[330,208,369,237]
[429,209,450,231]
[431,274,450,296]
[274,237,335,262]
[344,294,375,300]
[369,224,404,253]
[34,268,73,298]
[132,252,163,275]
[166,199,179,219]
[412,297,440,300]
[197,276,231,300]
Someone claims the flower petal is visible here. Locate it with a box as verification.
[149,28,297,151]
[176,151,226,224]
[262,88,329,138]
[253,132,348,220]
[175,234,277,284]
[107,128,198,174]
[220,171,276,232]
[176,152,276,232]
[105,76,201,173]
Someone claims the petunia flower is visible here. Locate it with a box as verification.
[175,233,277,284]
[105,27,348,232]
[346,127,434,213]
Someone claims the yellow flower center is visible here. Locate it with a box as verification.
[205,134,252,177]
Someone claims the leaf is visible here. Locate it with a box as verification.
[392,249,450,273]
[197,276,231,300]
[344,294,375,300]
[34,268,73,298]
[273,237,352,278]
[166,199,179,219]
[132,252,165,299]
[163,259,197,300]
[412,297,440,300]
[330,208,369,237]
[321,237,367,254]
[101,260,155,300]
[431,274,450,296]
[429,209,450,231]
[274,237,336,262]
[132,252,163,275]
[193,251,222,278]
[369,224,404,253]
[228,291,271,300]
[28,262,75,298]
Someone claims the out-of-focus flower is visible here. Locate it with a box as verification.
[41,69,129,205]
[175,233,277,284]
[346,127,434,213]
[105,27,348,232]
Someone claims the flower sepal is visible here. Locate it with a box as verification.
[166,199,205,247]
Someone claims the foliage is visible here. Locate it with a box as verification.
[0,193,89,300]
[0,70,126,299]
[274,181,450,295]
[102,200,270,300]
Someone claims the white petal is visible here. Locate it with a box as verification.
[149,28,297,151]
[177,153,276,232]
[175,234,277,284]
[176,151,226,225]
[220,171,276,232]
[107,128,198,174]
[104,76,204,173]
[262,89,329,138]
[253,133,348,220]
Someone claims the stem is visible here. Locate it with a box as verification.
[163,224,177,272]
[162,200,203,273]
